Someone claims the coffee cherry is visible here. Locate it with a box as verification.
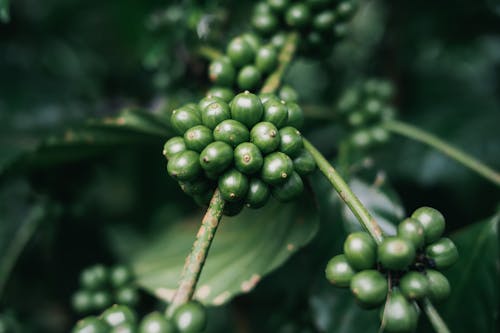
[199,141,233,175]
[237,65,262,91]
[241,33,262,52]
[110,322,135,333]
[380,290,418,333]
[167,151,201,181]
[263,100,289,128]
[350,129,371,149]
[170,106,202,135]
[193,190,213,207]
[163,137,186,160]
[81,265,108,290]
[364,99,382,118]
[411,207,445,243]
[425,238,459,269]
[399,271,429,300]
[252,12,279,36]
[72,317,109,333]
[313,10,336,31]
[259,93,280,105]
[256,45,278,74]
[184,125,213,152]
[285,3,311,28]
[370,127,390,144]
[214,119,250,147]
[139,312,176,333]
[92,291,113,310]
[200,100,231,129]
[208,57,235,86]
[279,126,303,157]
[397,218,425,248]
[223,201,245,216]
[350,270,388,308]
[230,92,264,128]
[255,2,272,14]
[325,254,356,287]
[234,142,264,174]
[426,270,450,303]
[279,85,299,103]
[285,102,304,129]
[343,232,377,270]
[270,32,287,49]
[378,237,416,271]
[110,266,132,288]
[101,305,136,327]
[347,111,366,127]
[218,169,249,202]
[198,96,224,111]
[292,149,316,176]
[227,37,255,68]
[245,178,271,208]
[179,178,212,196]
[173,301,207,333]
[72,290,93,313]
[271,171,304,202]
[261,152,294,185]
[115,286,139,307]
[250,122,280,154]
[207,87,235,103]
[336,1,356,20]
[267,0,289,12]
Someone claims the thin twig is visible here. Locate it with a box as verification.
[420,298,451,333]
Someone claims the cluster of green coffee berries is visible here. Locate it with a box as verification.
[72,265,138,314]
[252,0,357,54]
[72,301,207,333]
[325,207,458,332]
[336,78,396,149]
[164,91,316,215]
[208,33,280,92]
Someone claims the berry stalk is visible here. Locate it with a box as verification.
[166,188,225,317]
[420,298,451,333]
[260,32,299,94]
[197,45,224,62]
[383,120,500,187]
[303,138,385,244]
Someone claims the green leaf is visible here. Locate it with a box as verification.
[112,193,319,306]
[0,0,9,23]
[342,178,405,236]
[1,108,172,176]
[437,213,499,333]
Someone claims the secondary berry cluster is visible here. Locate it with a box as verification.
[164,91,316,215]
[252,0,357,54]
[71,265,138,315]
[336,78,396,149]
[72,302,207,333]
[325,207,458,332]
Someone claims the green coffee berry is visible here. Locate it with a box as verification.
[72,317,109,333]
[167,150,201,181]
[223,201,245,216]
[252,12,279,36]
[270,32,287,49]
[183,125,213,152]
[399,271,430,300]
[170,106,202,135]
[378,237,416,271]
[115,286,139,307]
[227,37,255,68]
[370,126,390,144]
[285,3,311,28]
[381,290,418,333]
[72,290,93,313]
[256,45,278,74]
[241,33,262,53]
[397,218,425,248]
[139,312,176,333]
[207,87,235,103]
[425,237,459,269]
[364,99,382,117]
[234,142,264,174]
[237,65,262,91]
[261,152,294,185]
[426,269,451,303]
[110,266,132,288]
[163,137,187,160]
[350,270,388,308]
[179,178,212,196]
[278,85,298,103]
[213,119,250,147]
[279,126,303,157]
[259,92,280,105]
[313,10,336,31]
[268,0,289,12]
[336,1,356,19]
[110,322,135,333]
[347,111,366,127]
[92,291,113,310]
[230,91,264,128]
[199,141,233,174]
[200,100,231,129]
[218,169,249,202]
[198,96,224,111]
[292,149,316,176]
[209,57,236,86]
[271,171,304,202]
[250,122,280,154]
[343,232,377,270]
[285,102,304,129]
[81,265,108,290]
[350,129,371,149]
[101,305,136,327]
[411,207,445,244]
[173,301,207,333]
[325,254,356,287]
[263,99,289,128]
[245,178,271,208]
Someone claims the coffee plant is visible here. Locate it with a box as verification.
[0,0,499,332]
